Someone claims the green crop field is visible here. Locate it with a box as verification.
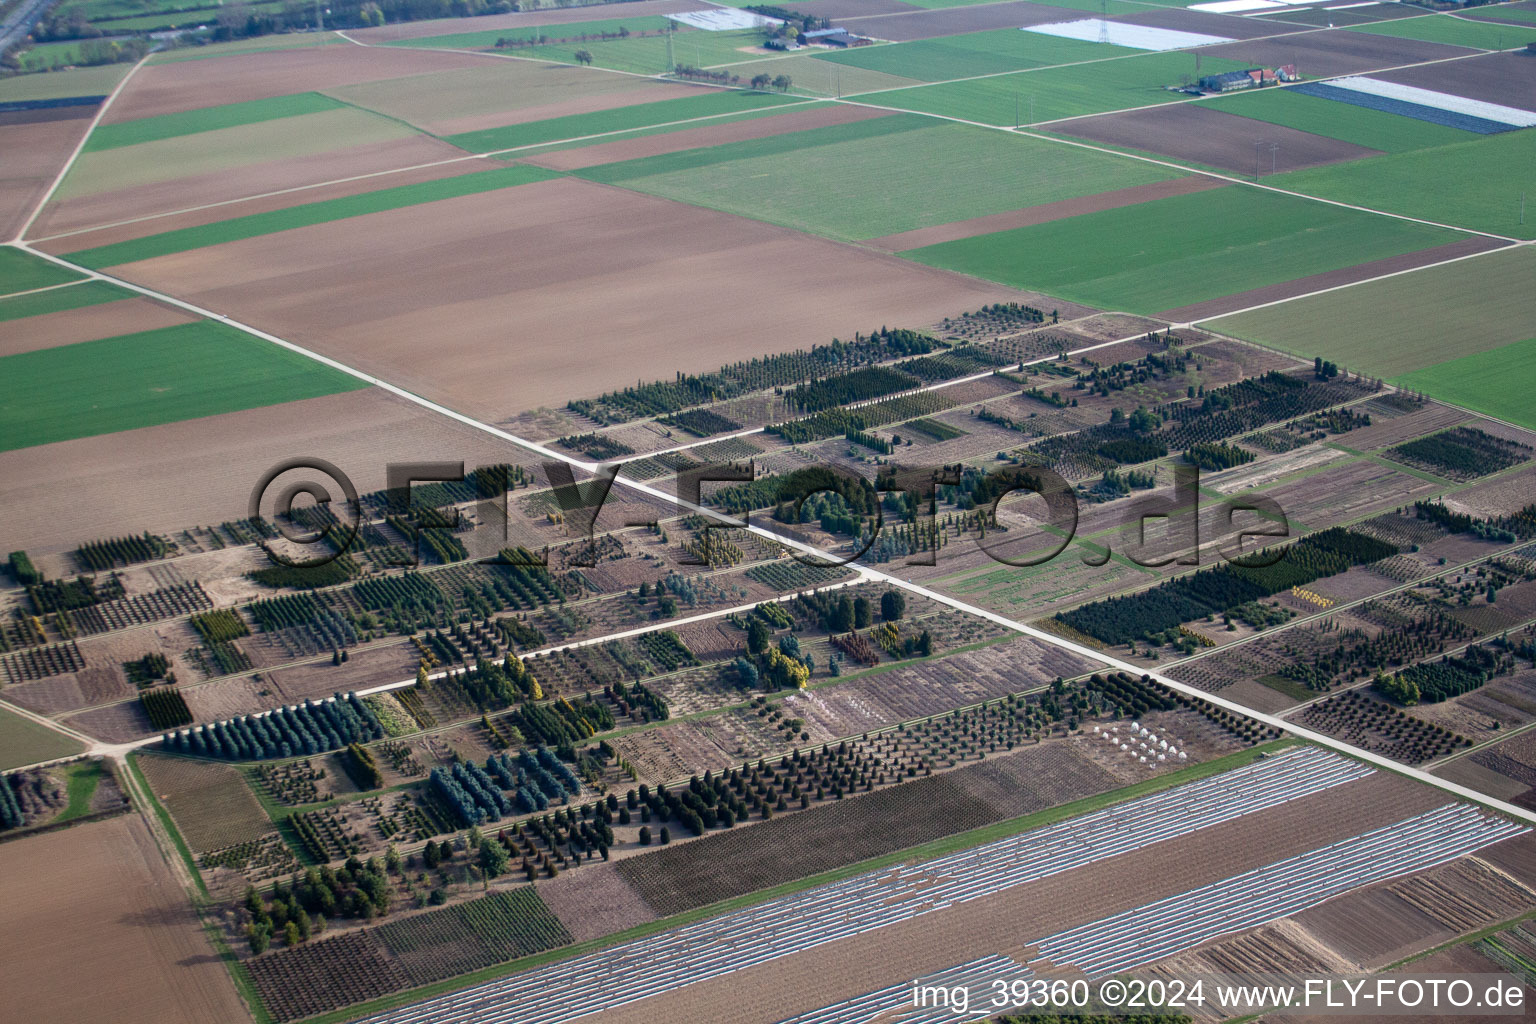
[85,91,345,151]
[58,106,421,198]
[578,115,1182,241]
[444,90,802,153]
[0,320,369,451]
[0,281,134,321]
[853,50,1253,125]
[1394,336,1536,429]
[64,164,559,268]
[386,14,673,50]
[1467,5,1536,24]
[1349,12,1533,49]
[812,28,1137,82]
[903,186,1461,314]
[0,707,84,771]
[505,27,771,75]
[0,249,86,296]
[1208,246,1536,378]
[1271,130,1536,239]
[1199,88,1477,153]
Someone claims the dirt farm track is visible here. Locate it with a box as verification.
[0,813,247,1024]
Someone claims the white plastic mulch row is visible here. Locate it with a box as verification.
[1325,76,1536,127]
[353,748,1369,1024]
[779,802,1526,1023]
[1022,18,1232,49]
[668,8,781,30]
[1187,0,1289,14]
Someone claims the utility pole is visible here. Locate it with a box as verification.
[666,21,674,72]
[314,0,322,31]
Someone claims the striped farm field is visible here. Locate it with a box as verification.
[0,280,133,322]
[1199,88,1478,153]
[0,319,369,451]
[84,91,346,151]
[56,105,423,199]
[902,186,1461,314]
[62,164,560,268]
[577,115,1184,241]
[1206,246,1536,378]
[812,28,1138,82]
[855,50,1255,126]
[444,90,802,153]
[1393,336,1536,430]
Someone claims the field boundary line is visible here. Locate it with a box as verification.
[13,239,1536,829]
[13,51,150,243]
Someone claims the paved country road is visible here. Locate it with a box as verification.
[1,0,61,59]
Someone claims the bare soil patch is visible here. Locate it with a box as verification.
[0,116,91,239]
[33,133,468,239]
[523,103,895,171]
[0,813,248,1024]
[0,386,541,558]
[837,1,1093,41]
[1054,104,1382,175]
[1194,28,1478,79]
[105,45,497,123]
[538,862,658,942]
[867,175,1225,251]
[0,295,195,357]
[109,177,1032,423]
[1159,236,1512,322]
[1378,50,1536,111]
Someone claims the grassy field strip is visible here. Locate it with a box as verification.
[901,186,1464,314]
[83,91,346,151]
[0,702,87,771]
[1347,11,1536,50]
[61,164,559,268]
[0,320,370,451]
[444,88,801,152]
